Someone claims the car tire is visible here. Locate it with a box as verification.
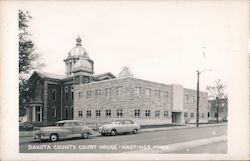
[50,134,58,142]
[82,133,89,139]
[133,129,138,134]
[110,129,117,136]
[101,133,106,136]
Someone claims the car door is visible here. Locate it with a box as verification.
[73,122,83,137]
[117,120,127,133]
[124,120,134,132]
[61,122,74,137]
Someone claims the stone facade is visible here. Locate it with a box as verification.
[74,77,209,125]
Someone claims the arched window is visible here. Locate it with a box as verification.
[71,106,74,119]
[52,89,56,101]
[52,106,56,117]
[65,106,68,119]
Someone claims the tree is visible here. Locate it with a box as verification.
[206,79,228,123]
[19,10,44,116]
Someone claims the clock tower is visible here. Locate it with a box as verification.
[64,36,94,85]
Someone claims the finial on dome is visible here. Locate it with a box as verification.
[76,35,82,46]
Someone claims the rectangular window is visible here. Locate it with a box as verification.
[164,111,168,118]
[185,95,189,103]
[192,95,195,103]
[78,111,83,117]
[117,109,123,118]
[135,87,141,96]
[202,113,204,118]
[86,91,92,98]
[52,106,56,118]
[95,90,101,98]
[116,87,122,96]
[164,91,169,99]
[36,106,42,122]
[71,91,74,101]
[155,110,160,118]
[105,88,111,97]
[52,89,56,101]
[134,110,140,118]
[145,110,151,118]
[96,110,101,118]
[190,113,194,118]
[65,92,68,101]
[87,110,91,118]
[207,112,210,117]
[144,88,151,97]
[184,112,188,117]
[106,109,111,118]
[155,90,161,98]
[65,87,68,101]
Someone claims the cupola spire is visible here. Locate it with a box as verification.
[76,35,82,46]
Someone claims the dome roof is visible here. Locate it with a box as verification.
[118,67,134,78]
[72,56,93,73]
[69,36,89,58]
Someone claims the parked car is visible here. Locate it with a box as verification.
[33,120,94,142]
[19,121,34,131]
[98,119,141,136]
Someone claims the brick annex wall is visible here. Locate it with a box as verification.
[74,77,209,125]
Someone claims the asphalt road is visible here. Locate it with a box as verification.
[20,125,227,153]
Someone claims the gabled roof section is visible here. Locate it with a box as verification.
[36,71,66,80]
[94,72,116,79]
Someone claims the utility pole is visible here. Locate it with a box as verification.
[196,71,200,127]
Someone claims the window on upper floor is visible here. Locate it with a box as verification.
[116,87,122,96]
[190,112,194,118]
[164,91,169,99]
[184,112,188,117]
[104,88,111,97]
[95,89,101,98]
[86,91,92,98]
[155,90,161,98]
[52,89,56,101]
[135,87,141,96]
[185,95,189,103]
[144,88,151,97]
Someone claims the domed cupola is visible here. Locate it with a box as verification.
[118,66,134,78]
[69,36,89,58]
[64,36,94,76]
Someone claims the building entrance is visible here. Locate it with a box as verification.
[172,112,182,123]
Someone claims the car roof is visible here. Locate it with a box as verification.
[56,120,84,123]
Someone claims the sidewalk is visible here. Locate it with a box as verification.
[126,135,227,153]
[19,122,227,138]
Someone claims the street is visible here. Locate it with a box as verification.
[20,125,227,153]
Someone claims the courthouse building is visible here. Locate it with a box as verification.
[26,36,210,126]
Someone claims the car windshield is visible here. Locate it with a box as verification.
[112,120,121,124]
[56,122,64,126]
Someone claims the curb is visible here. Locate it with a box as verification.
[19,123,227,138]
[126,135,227,153]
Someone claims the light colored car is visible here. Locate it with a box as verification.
[33,120,94,142]
[98,119,141,136]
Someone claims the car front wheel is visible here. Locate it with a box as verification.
[133,129,138,134]
[50,134,58,142]
[110,129,117,136]
[82,133,89,139]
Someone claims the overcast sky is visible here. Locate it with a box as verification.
[21,1,248,92]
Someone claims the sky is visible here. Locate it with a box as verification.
[20,1,248,92]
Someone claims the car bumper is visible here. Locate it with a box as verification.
[33,134,50,140]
